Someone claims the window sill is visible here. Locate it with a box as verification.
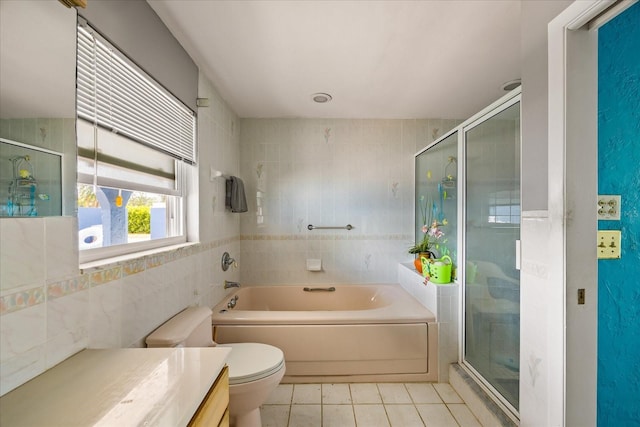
[80,241,199,273]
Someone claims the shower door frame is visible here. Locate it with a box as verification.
[457,88,522,420]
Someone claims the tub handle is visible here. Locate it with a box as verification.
[303,286,336,292]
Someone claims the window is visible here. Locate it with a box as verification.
[487,190,520,225]
[76,20,196,262]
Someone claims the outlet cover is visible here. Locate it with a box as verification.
[597,195,621,220]
[597,230,621,259]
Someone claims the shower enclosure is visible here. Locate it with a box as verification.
[415,89,521,416]
[462,94,521,412]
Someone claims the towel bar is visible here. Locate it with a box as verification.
[307,224,353,231]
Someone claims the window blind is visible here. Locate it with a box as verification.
[77,21,196,164]
[77,120,181,196]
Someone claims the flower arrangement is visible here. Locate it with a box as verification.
[409,195,447,255]
[408,220,447,254]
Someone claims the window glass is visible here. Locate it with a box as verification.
[77,184,182,251]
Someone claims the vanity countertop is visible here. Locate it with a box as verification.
[0,347,231,426]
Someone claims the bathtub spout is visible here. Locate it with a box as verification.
[224,280,240,289]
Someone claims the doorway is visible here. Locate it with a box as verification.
[547,1,638,425]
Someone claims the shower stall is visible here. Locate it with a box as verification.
[462,94,521,412]
[415,89,521,416]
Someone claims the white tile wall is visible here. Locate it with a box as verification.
[397,263,459,382]
[44,217,78,282]
[0,73,241,396]
[519,210,556,426]
[239,119,459,286]
[1,218,46,294]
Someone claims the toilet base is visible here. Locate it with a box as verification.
[231,408,261,427]
[226,357,285,427]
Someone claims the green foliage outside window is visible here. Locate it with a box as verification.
[127,205,151,234]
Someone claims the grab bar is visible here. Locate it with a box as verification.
[303,287,336,292]
[307,224,353,231]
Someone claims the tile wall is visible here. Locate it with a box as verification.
[238,118,460,285]
[398,263,459,382]
[0,74,462,396]
[519,211,555,426]
[0,74,240,396]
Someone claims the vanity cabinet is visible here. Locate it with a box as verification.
[189,365,230,427]
[0,348,232,427]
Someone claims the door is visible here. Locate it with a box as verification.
[463,98,521,411]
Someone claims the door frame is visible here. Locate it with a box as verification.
[547,1,617,425]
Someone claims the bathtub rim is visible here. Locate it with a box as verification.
[211,283,436,325]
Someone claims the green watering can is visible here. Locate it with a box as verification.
[421,255,453,284]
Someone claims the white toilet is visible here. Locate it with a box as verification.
[146,306,285,427]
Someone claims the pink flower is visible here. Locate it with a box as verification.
[429,227,444,239]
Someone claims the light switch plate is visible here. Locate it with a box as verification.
[597,230,621,259]
[597,195,621,220]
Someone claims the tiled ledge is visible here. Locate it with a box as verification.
[397,263,459,320]
[79,242,199,272]
[398,263,459,382]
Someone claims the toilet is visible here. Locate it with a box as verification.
[146,306,285,427]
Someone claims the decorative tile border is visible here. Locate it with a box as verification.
[2,231,406,316]
[47,276,91,300]
[90,265,122,287]
[0,287,46,315]
[0,236,241,316]
[122,259,146,277]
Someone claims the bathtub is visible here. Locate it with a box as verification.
[211,284,439,383]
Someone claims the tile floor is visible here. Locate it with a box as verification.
[260,382,483,427]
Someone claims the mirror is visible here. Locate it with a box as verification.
[414,131,459,265]
[0,1,77,216]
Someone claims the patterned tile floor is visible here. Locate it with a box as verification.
[260,383,483,427]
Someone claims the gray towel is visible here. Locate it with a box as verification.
[226,176,248,213]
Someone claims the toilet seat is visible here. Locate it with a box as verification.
[218,343,285,385]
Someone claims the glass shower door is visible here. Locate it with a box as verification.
[464,99,520,411]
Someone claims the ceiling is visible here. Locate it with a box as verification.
[0,1,77,119]
[150,1,522,120]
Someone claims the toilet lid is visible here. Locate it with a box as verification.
[218,343,285,385]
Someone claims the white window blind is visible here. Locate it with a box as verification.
[77,120,181,196]
[77,21,196,164]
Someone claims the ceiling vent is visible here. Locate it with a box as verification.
[501,79,521,91]
[311,93,332,103]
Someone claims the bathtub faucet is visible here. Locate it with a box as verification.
[227,295,239,309]
[224,280,240,289]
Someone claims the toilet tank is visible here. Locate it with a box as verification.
[146,306,215,348]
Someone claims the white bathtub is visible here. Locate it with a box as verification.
[211,284,439,383]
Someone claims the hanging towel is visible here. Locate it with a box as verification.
[226,176,248,213]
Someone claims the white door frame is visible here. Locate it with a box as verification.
[548,1,614,425]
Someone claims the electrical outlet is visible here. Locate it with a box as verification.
[597,195,621,220]
[597,230,621,259]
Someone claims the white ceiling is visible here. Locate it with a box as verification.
[0,1,77,119]
[151,1,522,120]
